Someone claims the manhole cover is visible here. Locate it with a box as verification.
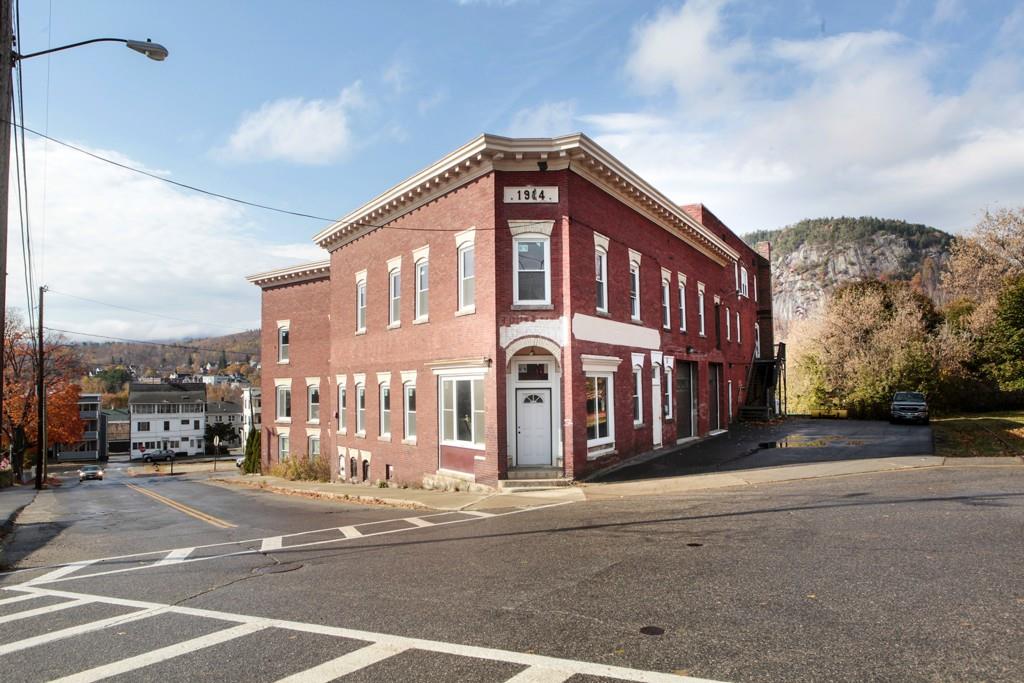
[253,563,302,575]
[639,626,665,636]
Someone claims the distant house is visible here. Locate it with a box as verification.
[56,393,107,462]
[129,382,207,457]
[103,408,130,454]
[241,387,261,445]
[207,400,244,444]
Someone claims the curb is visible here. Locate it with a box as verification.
[0,488,37,568]
[206,477,441,511]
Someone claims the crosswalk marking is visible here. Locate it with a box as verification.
[23,560,98,585]
[0,598,92,625]
[338,525,363,538]
[405,516,434,527]
[273,642,410,682]
[153,547,194,566]
[1,585,727,682]
[260,536,282,552]
[48,622,267,683]
[504,666,576,682]
[0,593,41,607]
[0,605,167,656]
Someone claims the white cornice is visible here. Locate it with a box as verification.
[311,133,740,264]
[247,260,330,289]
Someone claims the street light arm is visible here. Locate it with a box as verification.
[14,37,168,62]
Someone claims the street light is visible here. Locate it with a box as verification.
[0,0,169,486]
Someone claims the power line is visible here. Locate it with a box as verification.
[46,289,252,333]
[44,326,255,357]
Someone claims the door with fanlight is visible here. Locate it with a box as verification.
[516,389,552,466]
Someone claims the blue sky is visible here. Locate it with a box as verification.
[10,0,1024,341]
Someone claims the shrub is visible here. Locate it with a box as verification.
[242,430,261,474]
[269,455,330,482]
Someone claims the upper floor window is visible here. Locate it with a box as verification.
[661,275,671,329]
[415,258,429,321]
[628,249,642,321]
[276,386,291,420]
[736,311,741,344]
[740,267,749,297]
[459,244,475,311]
[754,323,761,358]
[307,384,320,423]
[277,326,289,362]
[678,277,687,332]
[697,285,706,336]
[355,272,367,333]
[513,235,550,305]
[726,306,732,341]
[388,266,401,327]
[595,248,608,313]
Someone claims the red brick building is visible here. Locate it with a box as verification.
[249,134,775,489]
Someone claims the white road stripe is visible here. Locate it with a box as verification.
[49,621,267,683]
[273,642,409,683]
[461,510,495,518]
[504,666,576,682]
[0,593,41,607]
[23,560,98,585]
[154,547,194,566]
[7,586,727,683]
[0,598,92,625]
[260,536,282,552]
[338,525,363,538]
[0,606,167,655]
[405,517,434,527]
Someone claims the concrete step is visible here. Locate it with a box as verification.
[505,467,563,480]
[498,477,573,491]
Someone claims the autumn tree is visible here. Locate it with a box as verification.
[3,314,85,476]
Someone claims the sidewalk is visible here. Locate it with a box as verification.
[206,474,584,512]
[0,484,37,565]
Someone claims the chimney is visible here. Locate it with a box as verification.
[755,241,771,261]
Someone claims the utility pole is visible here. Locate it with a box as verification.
[34,284,45,489]
[0,0,13,479]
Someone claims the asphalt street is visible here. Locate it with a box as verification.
[1,458,1022,682]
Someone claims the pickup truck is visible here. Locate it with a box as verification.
[890,391,929,424]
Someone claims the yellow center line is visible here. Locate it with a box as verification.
[125,483,237,529]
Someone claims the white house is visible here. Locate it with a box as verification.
[128,382,207,457]
[241,387,261,445]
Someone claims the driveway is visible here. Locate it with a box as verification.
[594,418,933,483]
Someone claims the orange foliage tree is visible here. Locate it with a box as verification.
[2,313,84,476]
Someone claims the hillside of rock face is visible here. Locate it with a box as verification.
[743,217,952,331]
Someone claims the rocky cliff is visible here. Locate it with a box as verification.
[743,217,952,331]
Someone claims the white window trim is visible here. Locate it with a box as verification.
[661,267,671,330]
[697,282,706,337]
[402,371,417,445]
[355,270,367,334]
[378,375,392,441]
[277,429,290,461]
[595,243,608,315]
[678,280,687,333]
[353,373,366,437]
[439,375,486,450]
[455,228,476,315]
[276,321,290,365]
[336,375,348,435]
[387,256,402,329]
[629,266,641,321]
[274,378,292,423]
[585,371,615,453]
[631,351,645,426]
[306,378,320,425]
[740,267,749,298]
[413,248,429,323]
[581,354,622,373]
[726,306,732,341]
[736,311,741,344]
[512,233,551,306]
[664,357,674,420]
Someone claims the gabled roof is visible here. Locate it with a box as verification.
[247,259,330,289]
[128,382,206,404]
[310,133,740,264]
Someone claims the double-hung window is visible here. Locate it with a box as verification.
[661,271,671,329]
[277,325,289,363]
[379,383,391,438]
[456,229,476,313]
[595,249,608,313]
[388,262,401,327]
[678,275,687,332]
[440,377,485,447]
[337,381,347,433]
[726,307,732,341]
[736,311,741,344]
[278,434,289,461]
[663,365,673,419]
[513,235,550,305]
[308,435,320,461]
[632,367,643,425]
[355,271,367,333]
[307,384,320,423]
[404,383,417,441]
[697,285,706,336]
[740,267,749,297]
[629,250,642,321]
[415,258,429,321]
[276,385,291,421]
[355,383,366,435]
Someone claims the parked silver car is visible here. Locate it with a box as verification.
[891,391,929,424]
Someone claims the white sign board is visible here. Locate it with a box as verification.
[503,186,558,203]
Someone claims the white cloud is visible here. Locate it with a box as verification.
[584,1,1024,235]
[504,100,577,137]
[929,0,965,27]
[383,62,410,94]
[218,83,365,165]
[10,137,323,341]
[625,0,752,111]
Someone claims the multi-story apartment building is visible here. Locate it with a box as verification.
[103,408,130,454]
[249,133,774,489]
[56,393,108,462]
[241,387,262,445]
[128,382,206,457]
[207,400,244,444]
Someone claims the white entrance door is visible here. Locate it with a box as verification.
[516,389,551,466]
[651,367,663,448]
